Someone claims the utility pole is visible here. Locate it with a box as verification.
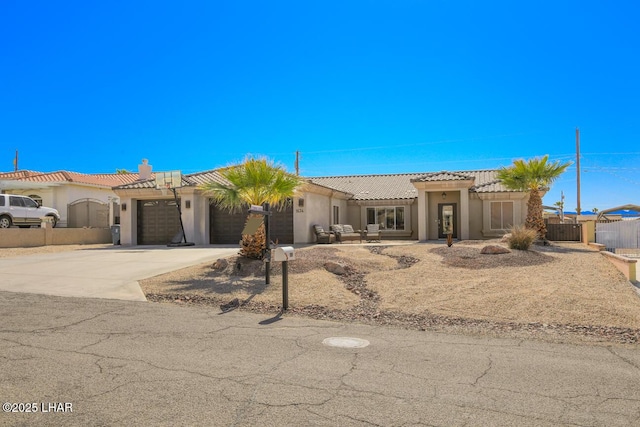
[560,190,565,223]
[576,128,581,215]
[13,150,18,172]
[294,150,300,176]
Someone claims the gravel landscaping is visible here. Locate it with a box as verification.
[141,241,640,346]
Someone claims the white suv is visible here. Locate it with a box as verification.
[0,194,60,228]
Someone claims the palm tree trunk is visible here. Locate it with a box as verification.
[525,188,546,239]
[240,214,266,259]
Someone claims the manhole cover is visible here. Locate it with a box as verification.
[322,337,370,348]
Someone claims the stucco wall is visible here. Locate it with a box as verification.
[346,204,361,230]
[294,192,331,243]
[468,196,484,239]
[0,227,111,248]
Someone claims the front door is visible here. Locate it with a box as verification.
[438,203,457,239]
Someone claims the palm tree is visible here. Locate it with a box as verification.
[199,156,302,259]
[553,200,565,223]
[497,155,571,239]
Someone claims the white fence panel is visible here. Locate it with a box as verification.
[596,221,640,251]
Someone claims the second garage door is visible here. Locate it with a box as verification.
[137,199,181,245]
[209,200,293,244]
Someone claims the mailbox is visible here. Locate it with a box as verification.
[272,246,295,262]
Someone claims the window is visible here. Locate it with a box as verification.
[23,198,39,208]
[9,196,25,207]
[0,195,4,206]
[490,202,514,229]
[366,207,405,230]
[333,206,339,224]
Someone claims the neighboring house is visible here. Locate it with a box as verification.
[113,168,529,245]
[0,170,139,227]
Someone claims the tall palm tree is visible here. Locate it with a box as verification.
[497,155,571,239]
[199,156,302,259]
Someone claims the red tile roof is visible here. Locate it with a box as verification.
[0,170,143,188]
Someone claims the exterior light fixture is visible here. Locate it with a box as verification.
[121,203,127,211]
[441,192,446,200]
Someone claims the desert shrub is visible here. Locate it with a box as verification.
[507,225,537,250]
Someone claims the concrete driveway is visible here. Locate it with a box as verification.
[0,245,239,301]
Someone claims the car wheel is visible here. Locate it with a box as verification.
[48,216,58,228]
[0,216,12,228]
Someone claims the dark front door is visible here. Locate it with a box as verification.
[438,203,457,239]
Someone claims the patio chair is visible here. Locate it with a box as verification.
[313,225,335,244]
[364,224,381,242]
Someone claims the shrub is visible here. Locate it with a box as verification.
[507,225,537,250]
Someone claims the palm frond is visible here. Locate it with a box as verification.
[198,155,303,212]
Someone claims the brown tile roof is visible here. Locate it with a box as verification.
[310,170,516,200]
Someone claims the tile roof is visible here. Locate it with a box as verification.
[112,169,224,190]
[309,173,422,200]
[185,169,228,186]
[0,170,142,187]
[310,170,515,200]
[4,168,517,199]
[410,171,474,182]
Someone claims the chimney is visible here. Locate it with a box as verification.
[138,159,152,180]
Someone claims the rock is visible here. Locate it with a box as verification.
[500,234,512,243]
[220,298,240,312]
[213,259,228,270]
[480,245,511,255]
[324,261,351,275]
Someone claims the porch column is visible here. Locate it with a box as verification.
[460,188,470,240]
[418,190,428,241]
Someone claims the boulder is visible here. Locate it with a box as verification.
[481,245,511,255]
[500,233,512,243]
[324,261,351,275]
[213,258,229,270]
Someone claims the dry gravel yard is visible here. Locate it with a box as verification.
[141,241,640,346]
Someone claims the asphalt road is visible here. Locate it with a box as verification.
[1,291,639,426]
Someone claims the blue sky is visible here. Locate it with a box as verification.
[1,1,638,212]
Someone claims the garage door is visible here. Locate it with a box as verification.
[209,200,293,244]
[137,199,181,245]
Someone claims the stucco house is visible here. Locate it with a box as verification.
[0,170,139,227]
[112,167,528,245]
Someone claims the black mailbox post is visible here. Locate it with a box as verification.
[248,203,272,285]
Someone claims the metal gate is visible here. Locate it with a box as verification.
[545,223,581,241]
[137,199,181,245]
[68,199,109,228]
[596,220,640,251]
[209,200,293,244]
